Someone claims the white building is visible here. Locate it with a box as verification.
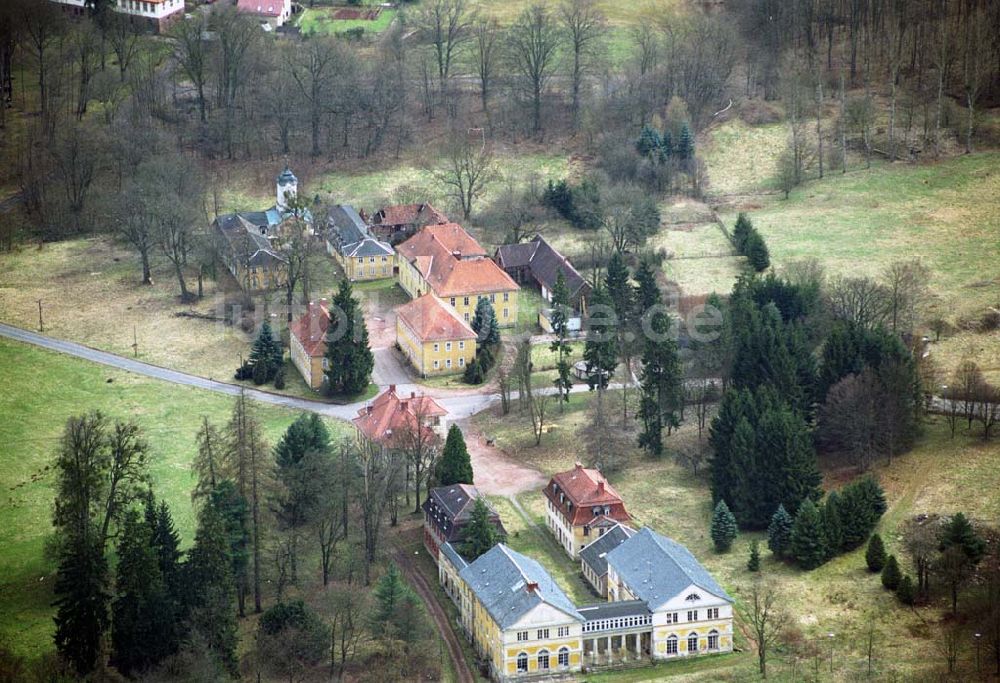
[49,0,184,33]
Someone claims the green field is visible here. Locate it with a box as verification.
[0,338,349,658]
[298,7,397,36]
[721,153,1000,323]
[702,119,788,197]
[475,390,999,680]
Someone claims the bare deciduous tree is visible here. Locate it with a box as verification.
[738,579,788,679]
[507,3,561,135]
[559,0,604,130]
[433,134,495,220]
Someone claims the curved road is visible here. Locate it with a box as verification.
[0,322,496,420]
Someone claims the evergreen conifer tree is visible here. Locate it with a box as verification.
[745,231,770,272]
[471,296,501,348]
[462,498,503,561]
[111,510,174,676]
[324,280,374,395]
[940,512,986,564]
[436,425,474,486]
[822,491,844,558]
[790,499,828,570]
[185,502,238,674]
[246,321,282,385]
[550,269,574,406]
[637,311,682,457]
[767,504,794,557]
[866,533,887,573]
[711,500,738,552]
[747,539,761,572]
[53,532,110,676]
[635,124,662,157]
[463,356,483,384]
[732,213,753,252]
[881,554,901,590]
[896,574,916,605]
[370,564,410,637]
[660,129,673,159]
[583,285,619,390]
[633,258,661,314]
[677,123,694,160]
[207,480,249,617]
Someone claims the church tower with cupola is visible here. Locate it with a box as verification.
[276,164,298,212]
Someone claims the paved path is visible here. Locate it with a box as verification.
[0,322,496,421]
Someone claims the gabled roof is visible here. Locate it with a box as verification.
[396,225,517,297]
[544,462,631,527]
[328,204,368,245]
[214,213,286,267]
[605,527,733,610]
[397,293,476,342]
[459,544,583,629]
[343,238,394,259]
[579,523,636,578]
[289,301,330,357]
[372,202,448,227]
[496,234,590,300]
[423,484,506,544]
[353,386,447,447]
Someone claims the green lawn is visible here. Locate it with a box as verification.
[0,338,350,659]
[720,152,1000,326]
[702,119,788,196]
[298,7,397,36]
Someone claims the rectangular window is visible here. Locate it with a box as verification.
[458,357,465,367]
[708,633,719,650]
[558,649,569,667]
[357,258,363,264]
[557,626,569,637]
[666,612,678,624]
[688,635,699,653]
[464,313,470,322]
[666,638,678,655]
[433,343,439,352]
[490,293,496,302]
[687,610,698,622]
[504,292,509,302]
[503,308,509,318]
[446,359,452,368]
[463,296,470,306]
[707,607,719,619]
[537,629,549,640]
[458,341,465,350]
[445,342,452,352]
[516,631,529,642]
[370,257,375,263]
[433,360,439,369]
[382,256,388,262]
[450,297,456,306]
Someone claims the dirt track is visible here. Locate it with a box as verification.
[459,418,548,496]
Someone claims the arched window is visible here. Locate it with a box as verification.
[537,650,550,670]
[666,635,678,655]
[708,629,719,651]
[516,652,528,673]
[558,647,569,668]
[688,633,699,653]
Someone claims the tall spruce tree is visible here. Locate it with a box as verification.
[606,252,636,424]
[462,497,502,561]
[53,531,110,676]
[767,504,793,558]
[583,285,619,390]
[370,564,411,638]
[822,491,844,558]
[747,539,761,572]
[711,500,738,552]
[324,279,374,396]
[732,213,753,252]
[635,124,662,157]
[789,499,828,570]
[881,554,901,590]
[549,269,574,407]
[207,480,250,617]
[676,122,694,160]
[436,425,474,486]
[185,502,238,674]
[633,258,661,314]
[245,321,283,385]
[471,296,501,347]
[637,310,682,457]
[111,510,174,676]
[745,232,770,272]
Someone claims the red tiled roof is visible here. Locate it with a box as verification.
[289,301,330,357]
[373,203,448,227]
[397,293,476,342]
[543,462,631,527]
[353,386,447,447]
[396,224,518,297]
[236,0,286,16]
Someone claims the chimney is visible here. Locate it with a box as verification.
[597,481,605,495]
[389,384,396,394]
[526,582,539,593]
[366,406,372,414]
[575,461,583,470]
[400,400,408,410]
[410,391,416,399]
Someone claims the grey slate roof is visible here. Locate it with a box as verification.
[579,524,635,579]
[577,599,650,621]
[459,544,583,629]
[327,204,393,258]
[214,213,286,267]
[439,542,469,572]
[605,527,733,609]
[495,234,591,301]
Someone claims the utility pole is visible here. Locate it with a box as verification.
[37,299,43,332]
[132,325,138,357]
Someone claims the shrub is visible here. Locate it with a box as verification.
[747,539,761,572]
[865,533,887,573]
[881,555,901,591]
[273,367,286,390]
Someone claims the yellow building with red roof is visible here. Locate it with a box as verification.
[395,223,519,327]
[396,293,477,376]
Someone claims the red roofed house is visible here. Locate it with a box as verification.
[289,300,330,390]
[353,385,448,454]
[369,202,449,245]
[236,0,292,27]
[396,293,477,376]
[395,223,520,327]
[543,462,632,559]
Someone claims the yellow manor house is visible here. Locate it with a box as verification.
[433,502,733,680]
[395,223,520,326]
[395,293,477,376]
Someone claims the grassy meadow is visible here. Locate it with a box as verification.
[297,7,398,36]
[0,338,348,659]
[474,389,999,681]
